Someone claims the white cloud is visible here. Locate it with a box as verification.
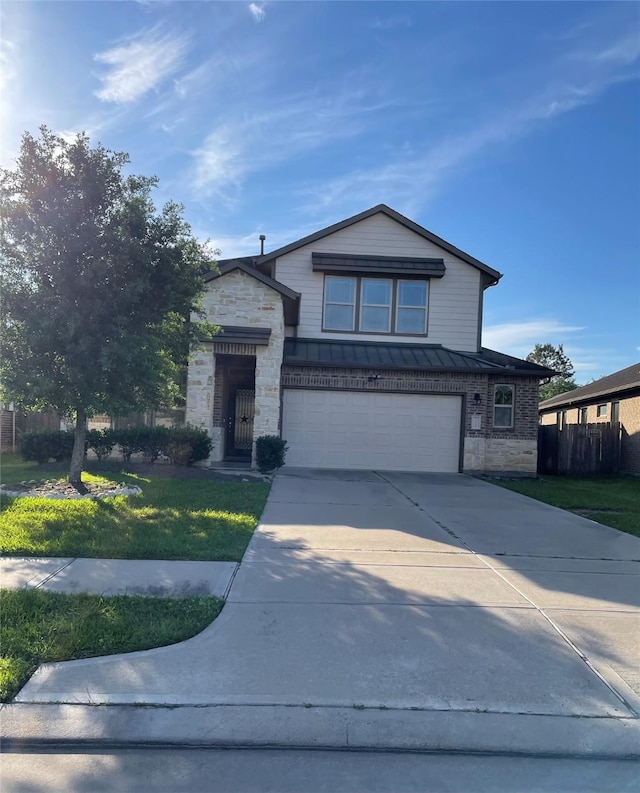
[94,28,189,103]
[207,221,321,259]
[482,320,583,356]
[192,126,245,201]
[0,37,17,93]
[480,320,631,379]
[249,3,266,23]
[189,91,384,203]
[298,28,640,218]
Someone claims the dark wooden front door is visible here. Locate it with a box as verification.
[225,387,255,459]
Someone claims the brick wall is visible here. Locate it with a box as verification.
[620,395,640,475]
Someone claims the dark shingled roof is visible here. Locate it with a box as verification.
[203,259,299,299]
[539,362,640,410]
[284,338,553,376]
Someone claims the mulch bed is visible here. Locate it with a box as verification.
[0,478,131,498]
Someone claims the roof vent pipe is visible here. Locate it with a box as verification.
[259,234,266,256]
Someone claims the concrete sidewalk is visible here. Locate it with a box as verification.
[3,470,640,756]
[0,557,237,598]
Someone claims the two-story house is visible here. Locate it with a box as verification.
[186,205,552,475]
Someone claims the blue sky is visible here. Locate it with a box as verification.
[2,1,639,380]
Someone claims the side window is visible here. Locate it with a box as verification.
[494,385,514,428]
[611,401,620,423]
[596,404,608,418]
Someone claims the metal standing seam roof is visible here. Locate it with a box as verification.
[311,252,446,278]
[282,338,546,374]
[207,326,272,345]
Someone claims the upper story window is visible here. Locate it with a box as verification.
[493,385,514,428]
[596,404,608,418]
[396,281,428,334]
[323,276,356,331]
[360,279,392,332]
[323,275,428,334]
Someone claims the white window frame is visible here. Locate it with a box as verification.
[493,384,515,429]
[323,276,356,331]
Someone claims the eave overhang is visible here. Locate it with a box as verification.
[312,253,446,279]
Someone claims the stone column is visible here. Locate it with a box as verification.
[185,344,216,463]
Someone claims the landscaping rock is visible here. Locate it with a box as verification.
[0,479,142,500]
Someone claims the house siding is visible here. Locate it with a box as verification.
[274,213,482,352]
[281,366,539,475]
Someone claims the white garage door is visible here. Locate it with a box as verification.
[282,389,462,473]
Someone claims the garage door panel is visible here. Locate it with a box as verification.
[282,389,462,473]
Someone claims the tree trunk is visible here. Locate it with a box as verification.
[69,408,87,491]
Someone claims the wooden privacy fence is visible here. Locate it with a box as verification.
[538,422,622,475]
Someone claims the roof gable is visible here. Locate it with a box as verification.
[259,204,502,284]
[204,260,299,300]
[204,259,301,325]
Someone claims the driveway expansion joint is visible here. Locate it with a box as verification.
[375,471,640,719]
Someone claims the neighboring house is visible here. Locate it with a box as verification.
[186,204,553,475]
[539,363,640,475]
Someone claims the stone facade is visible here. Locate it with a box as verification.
[281,366,540,475]
[186,269,285,465]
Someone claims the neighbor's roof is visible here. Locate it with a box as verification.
[284,338,553,376]
[539,362,640,411]
[259,205,503,285]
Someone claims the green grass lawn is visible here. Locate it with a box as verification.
[0,454,270,560]
[495,475,640,538]
[0,588,222,702]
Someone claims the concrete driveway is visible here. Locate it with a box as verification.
[8,470,640,755]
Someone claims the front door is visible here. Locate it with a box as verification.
[225,387,255,459]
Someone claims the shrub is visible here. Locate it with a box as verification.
[86,428,116,461]
[165,425,212,466]
[136,426,171,463]
[20,430,75,464]
[111,427,144,462]
[255,435,288,473]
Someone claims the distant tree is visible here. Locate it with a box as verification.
[0,127,215,488]
[526,343,578,402]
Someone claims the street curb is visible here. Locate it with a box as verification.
[2,703,639,758]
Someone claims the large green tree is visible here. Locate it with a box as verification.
[526,343,578,402]
[0,127,214,487]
